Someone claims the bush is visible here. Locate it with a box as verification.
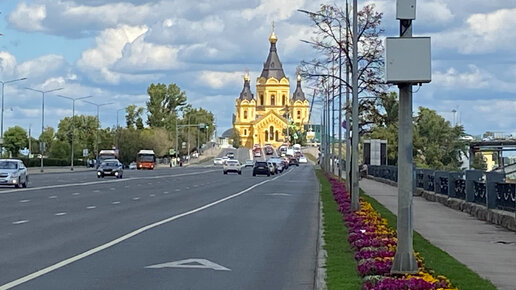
[19,157,85,167]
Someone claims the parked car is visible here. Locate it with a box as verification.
[244,159,254,168]
[223,160,241,175]
[253,161,270,176]
[97,159,124,178]
[213,158,224,165]
[298,155,308,164]
[0,159,28,188]
[129,162,137,170]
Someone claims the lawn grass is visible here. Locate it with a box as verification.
[316,169,362,290]
[360,190,497,290]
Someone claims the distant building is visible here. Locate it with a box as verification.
[232,28,310,148]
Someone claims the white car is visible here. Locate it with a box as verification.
[298,156,308,164]
[223,160,241,175]
[129,162,137,169]
[213,158,224,165]
[0,159,29,188]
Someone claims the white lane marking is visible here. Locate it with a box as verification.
[149,194,155,197]
[0,170,219,194]
[49,196,57,199]
[146,259,230,271]
[19,200,30,203]
[0,178,269,289]
[265,193,292,197]
[193,185,199,187]
[163,191,169,194]
[185,187,190,190]
[112,201,120,205]
[12,220,29,225]
[72,192,80,196]
[86,206,96,209]
[93,190,100,193]
[110,188,116,191]
[132,197,140,201]
[55,212,66,216]
[175,189,181,192]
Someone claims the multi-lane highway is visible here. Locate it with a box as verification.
[0,162,319,289]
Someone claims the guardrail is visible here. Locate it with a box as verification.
[368,165,516,213]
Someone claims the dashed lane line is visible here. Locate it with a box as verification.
[0,177,271,290]
[54,212,67,216]
[0,170,219,194]
[112,201,120,205]
[19,200,30,203]
[12,220,29,225]
[49,196,57,199]
[72,193,80,196]
[86,206,96,209]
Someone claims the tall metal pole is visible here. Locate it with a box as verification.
[338,22,343,180]
[331,57,335,175]
[1,78,27,156]
[345,0,351,192]
[26,87,63,172]
[391,18,418,274]
[326,79,331,172]
[116,108,125,149]
[83,101,113,161]
[351,0,360,210]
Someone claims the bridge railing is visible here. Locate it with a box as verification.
[368,165,516,212]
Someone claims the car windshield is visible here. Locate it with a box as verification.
[102,162,118,167]
[0,161,18,169]
[255,162,267,166]
[227,161,238,165]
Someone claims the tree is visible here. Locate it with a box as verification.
[231,130,240,149]
[125,105,145,129]
[470,153,488,170]
[146,83,187,128]
[300,3,387,135]
[54,115,99,160]
[3,126,27,157]
[39,127,55,155]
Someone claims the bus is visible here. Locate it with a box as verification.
[137,150,156,170]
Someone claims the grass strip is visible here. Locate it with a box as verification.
[359,189,497,290]
[316,169,362,290]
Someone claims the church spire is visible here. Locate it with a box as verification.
[260,23,286,80]
[292,74,306,101]
[239,73,254,100]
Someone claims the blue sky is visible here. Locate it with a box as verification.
[1,0,516,139]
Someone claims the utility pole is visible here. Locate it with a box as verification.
[83,100,113,160]
[386,0,431,273]
[351,0,360,210]
[345,0,352,193]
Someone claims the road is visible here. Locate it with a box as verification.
[0,163,319,290]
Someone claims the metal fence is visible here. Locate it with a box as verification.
[368,165,516,212]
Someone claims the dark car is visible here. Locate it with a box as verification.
[264,146,274,155]
[252,161,270,176]
[289,157,299,167]
[97,159,124,178]
[226,152,235,159]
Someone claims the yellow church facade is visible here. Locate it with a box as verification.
[233,31,310,148]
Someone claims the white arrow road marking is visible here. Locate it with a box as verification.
[145,259,230,271]
[0,178,269,290]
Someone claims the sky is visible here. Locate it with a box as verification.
[1,0,516,139]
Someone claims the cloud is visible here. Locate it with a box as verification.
[114,36,180,72]
[16,55,67,80]
[198,71,249,89]
[0,52,18,78]
[8,3,46,32]
[433,65,489,90]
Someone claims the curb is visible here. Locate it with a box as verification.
[315,190,327,290]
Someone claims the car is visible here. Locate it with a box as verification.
[269,159,284,173]
[129,162,137,170]
[298,155,308,164]
[264,146,274,155]
[0,159,28,188]
[267,161,276,175]
[226,152,235,159]
[97,159,124,178]
[244,159,254,167]
[253,161,270,176]
[222,156,229,164]
[289,157,299,167]
[223,160,241,175]
[213,158,224,165]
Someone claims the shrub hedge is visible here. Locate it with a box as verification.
[19,158,86,167]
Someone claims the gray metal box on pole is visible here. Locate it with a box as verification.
[396,0,416,20]
[385,37,431,84]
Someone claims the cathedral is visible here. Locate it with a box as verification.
[233,29,310,148]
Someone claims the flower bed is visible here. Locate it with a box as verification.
[328,176,458,290]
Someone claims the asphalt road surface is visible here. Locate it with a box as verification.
[0,163,319,290]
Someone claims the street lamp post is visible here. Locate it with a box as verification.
[55,95,92,171]
[25,87,63,172]
[1,77,27,156]
[351,0,360,210]
[83,101,113,160]
[116,108,125,149]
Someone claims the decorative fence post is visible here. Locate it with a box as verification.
[447,172,463,199]
[485,171,504,209]
[434,171,448,196]
[465,170,483,203]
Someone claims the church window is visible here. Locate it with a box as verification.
[244,110,248,119]
[282,95,286,105]
[244,129,247,135]
[297,110,301,119]
[271,95,275,106]
[275,131,279,141]
[260,94,264,105]
[265,130,268,141]
[270,126,274,140]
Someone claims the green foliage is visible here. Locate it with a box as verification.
[230,129,240,149]
[470,153,487,170]
[125,105,145,129]
[146,83,187,128]
[54,115,100,160]
[117,128,141,164]
[360,190,496,290]
[3,126,27,157]
[49,140,70,159]
[39,126,55,153]
[316,170,361,289]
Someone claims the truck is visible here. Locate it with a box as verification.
[97,149,119,168]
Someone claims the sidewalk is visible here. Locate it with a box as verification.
[360,178,516,290]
